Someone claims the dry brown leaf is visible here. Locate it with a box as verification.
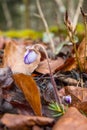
[77,38,87,72]
[53,107,87,130]
[77,38,86,58]
[1,114,54,129]
[65,86,87,113]
[36,57,64,74]
[0,36,11,49]
[65,86,83,107]
[57,73,78,85]
[3,40,41,74]
[58,57,76,71]
[77,101,87,115]
[65,86,87,102]
[32,125,42,130]
[58,38,86,71]
[13,73,42,116]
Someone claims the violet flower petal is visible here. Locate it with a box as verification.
[24,50,38,64]
[63,95,72,104]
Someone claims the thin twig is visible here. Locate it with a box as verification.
[33,13,41,18]
[36,0,55,53]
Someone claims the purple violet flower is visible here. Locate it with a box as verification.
[63,95,72,104]
[24,49,38,64]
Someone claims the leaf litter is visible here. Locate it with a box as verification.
[0,18,87,130]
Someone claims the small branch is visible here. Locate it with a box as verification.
[36,0,55,53]
[33,13,41,18]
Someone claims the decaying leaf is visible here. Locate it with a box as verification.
[77,101,87,115]
[3,40,41,74]
[77,38,87,72]
[1,114,54,129]
[13,73,42,116]
[53,107,87,130]
[42,82,56,103]
[36,57,64,74]
[61,38,87,71]
[56,73,78,85]
[77,38,86,58]
[58,57,76,71]
[0,67,13,88]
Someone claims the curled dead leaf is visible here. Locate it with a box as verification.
[3,40,41,74]
[59,57,76,71]
[1,114,54,128]
[62,38,87,71]
[36,57,64,74]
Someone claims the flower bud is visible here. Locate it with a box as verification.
[63,95,72,104]
[24,49,38,64]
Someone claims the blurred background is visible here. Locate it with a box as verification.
[0,0,86,41]
[0,0,86,30]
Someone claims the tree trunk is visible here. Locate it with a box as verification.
[23,0,30,28]
[2,1,13,29]
[68,0,75,20]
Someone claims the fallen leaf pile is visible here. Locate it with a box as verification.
[0,36,87,130]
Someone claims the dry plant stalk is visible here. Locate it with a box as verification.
[64,0,83,44]
[36,0,55,53]
[72,0,84,31]
[55,0,83,31]
[64,11,83,72]
[81,8,87,71]
[32,44,61,104]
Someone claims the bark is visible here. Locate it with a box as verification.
[23,0,30,28]
[2,1,13,29]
